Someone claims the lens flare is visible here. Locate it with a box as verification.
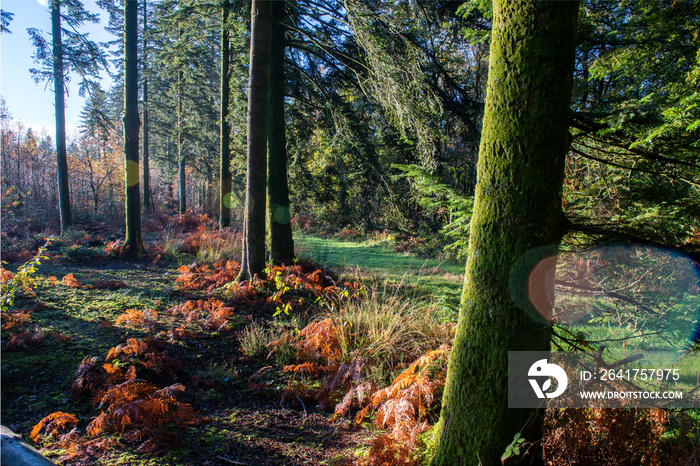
[513,245,700,353]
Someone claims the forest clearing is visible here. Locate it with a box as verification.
[2,0,700,465]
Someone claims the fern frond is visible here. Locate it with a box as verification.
[30,412,79,442]
[70,356,107,397]
[61,273,83,288]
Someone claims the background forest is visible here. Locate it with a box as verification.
[1,0,699,465]
[2,0,699,256]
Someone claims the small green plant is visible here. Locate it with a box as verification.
[501,433,527,463]
[200,361,241,384]
[1,239,51,314]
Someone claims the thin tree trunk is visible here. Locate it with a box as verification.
[142,0,152,216]
[266,0,294,264]
[16,129,21,193]
[238,0,272,281]
[219,0,232,228]
[178,71,186,215]
[51,0,72,231]
[124,0,143,255]
[179,155,186,214]
[430,1,579,464]
[176,17,186,216]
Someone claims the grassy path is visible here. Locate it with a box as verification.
[295,234,464,292]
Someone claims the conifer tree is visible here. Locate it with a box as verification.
[266,0,294,263]
[29,0,107,232]
[219,0,232,228]
[238,0,272,280]
[431,1,579,463]
[124,0,144,255]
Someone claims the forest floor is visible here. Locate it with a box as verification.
[1,226,462,466]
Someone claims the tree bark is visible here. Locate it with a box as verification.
[179,154,186,214]
[430,1,579,464]
[238,0,272,280]
[142,0,152,216]
[178,66,186,215]
[51,0,72,232]
[177,20,185,216]
[266,0,294,264]
[219,0,232,228]
[124,0,143,255]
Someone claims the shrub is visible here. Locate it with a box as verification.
[324,283,454,382]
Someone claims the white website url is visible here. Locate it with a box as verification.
[579,390,683,400]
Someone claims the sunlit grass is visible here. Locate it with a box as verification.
[295,234,464,293]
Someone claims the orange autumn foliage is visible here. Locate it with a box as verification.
[62,273,83,288]
[30,412,79,442]
[281,313,450,466]
[86,380,200,437]
[169,298,236,331]
[543,408,672,465]
[175,260,240,292]
[2,309,32,330]
[0,267,15,283]
[115,308,158,328]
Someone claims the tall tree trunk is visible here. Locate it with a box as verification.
[238,0,272,281]
[430,1,579,464]
[179,155,186,214]
[142,0,152,215]
[51,0,72,232]
[266,0,294,264]
[176,18,185,216]
[178,67,186,215]
[219,0,232,228]
[124,0,143,255]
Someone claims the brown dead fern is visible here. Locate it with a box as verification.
[30,412,79,442]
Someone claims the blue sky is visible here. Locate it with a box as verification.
[0,0,114,136]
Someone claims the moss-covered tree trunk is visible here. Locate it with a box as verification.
[51,0,72,232]
[266,0,294,264]
[431,1,579,464]
[142,0,152,216]
[238,0,272,280]
[219,0,232,229]
[124,0,143,255]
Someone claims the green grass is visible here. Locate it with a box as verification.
[295,234,464,293]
